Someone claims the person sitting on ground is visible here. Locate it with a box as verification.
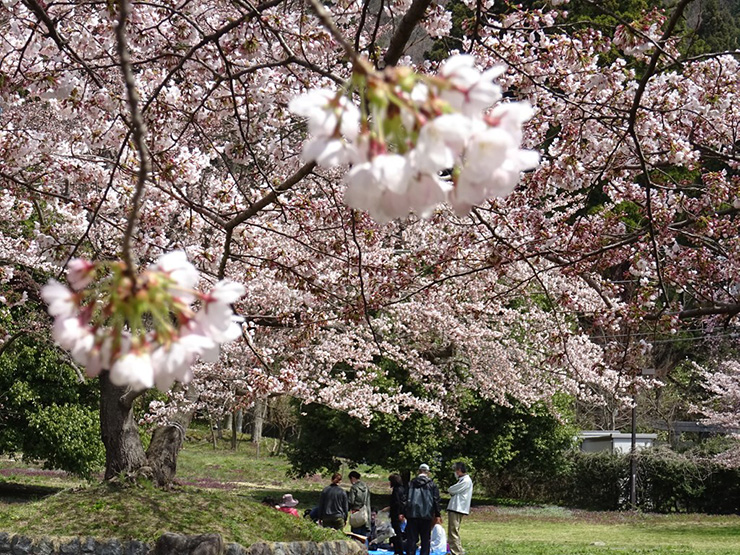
[430,515,448,555]
[318,472,349,530]
[261,496,279,509]
[278,493,300,517]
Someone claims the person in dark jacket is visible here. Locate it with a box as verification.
[318,472,349,530]
[404,464,441,555]
[348,470,372,536]
[388,473,406,555]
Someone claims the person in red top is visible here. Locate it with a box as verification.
[278,493,300,517]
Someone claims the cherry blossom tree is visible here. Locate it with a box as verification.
[2,0,740,485]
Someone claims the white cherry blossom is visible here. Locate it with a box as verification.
[110,350,155,391]
[41,280,77,318]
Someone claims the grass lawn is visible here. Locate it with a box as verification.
[2,429,740,553]
[462,506,740,554]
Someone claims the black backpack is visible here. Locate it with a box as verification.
[406,479,434,519]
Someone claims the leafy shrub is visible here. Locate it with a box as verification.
[0,337,103,477]
[26,404,104,478]
[511,448,740,514]
[559,450,629,511]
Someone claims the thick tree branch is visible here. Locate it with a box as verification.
[644,304,740,321]
[225,161,316,231]
[382,0,433,67]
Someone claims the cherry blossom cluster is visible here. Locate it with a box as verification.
[289,54,539,222]
[41,251,245,391]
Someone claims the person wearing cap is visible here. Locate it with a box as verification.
[447,462,473,555]
[404,463,441,555]
[278,493,300,517]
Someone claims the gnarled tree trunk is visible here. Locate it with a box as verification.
[99,373,147,480]
[99,373,198,488]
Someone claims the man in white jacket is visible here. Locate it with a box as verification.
[447,462,473,555]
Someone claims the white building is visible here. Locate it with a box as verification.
[578,430,657,454]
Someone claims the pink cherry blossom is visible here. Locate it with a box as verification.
[66,259,95,291]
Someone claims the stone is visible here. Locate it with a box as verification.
[32,539,54,555]
[60,539,81,555]
[123,541,150,555]
[245,544,271,555]
[11,536,33,555]
[99,540,123,555]
[81,538,98,554]
[224,544,246,555]
[190,535,223,555]
[154,533,223,555]
[0,533,11,554]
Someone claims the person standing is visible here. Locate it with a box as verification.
[404,463,440,555]
[348,470,372,536]
[447,461,473,555]
[318,472,349,530]
[388,473,406,555]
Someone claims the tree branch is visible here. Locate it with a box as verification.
[116,0,151,273]
[21,0,104,88]
[382,0,432,67]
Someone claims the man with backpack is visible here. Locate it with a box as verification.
[404,463,441,555]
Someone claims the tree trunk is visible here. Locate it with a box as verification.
[145,383,199,488]
[235,409,244,433]
[252,397,265,444]
[99,373,147,480]
[276,429,286,456]
[147,422,185,488]
[230,410,238,451]
[99,374,198,488]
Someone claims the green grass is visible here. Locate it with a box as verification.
[2,430,740,553]
[462,506,740,554]
[0,482,340,545]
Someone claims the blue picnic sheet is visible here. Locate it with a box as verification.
[369,550,446,555]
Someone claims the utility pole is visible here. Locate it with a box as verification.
[629,366,655,509]
[629,393,637,508]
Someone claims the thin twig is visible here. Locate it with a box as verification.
[305,0,369,71]
[22,0,104,87]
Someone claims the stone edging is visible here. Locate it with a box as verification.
[0,532,366,555]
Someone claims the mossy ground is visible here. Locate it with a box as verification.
[0,481,339,545]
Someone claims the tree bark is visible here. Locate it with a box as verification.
[99,373,147,480]
[235,409,243,433]
[145,383,199,488]
[252,397,265,444]
[99,374,198,488]
[230,410,238,450]
[147,422,185,488]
